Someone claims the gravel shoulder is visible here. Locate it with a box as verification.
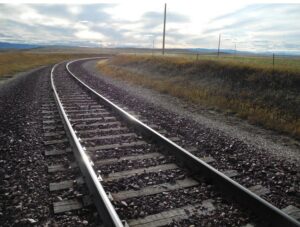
[0,65,99,226]
[83,59,300,164]
[0,66,52,226]
[0,66,46,86]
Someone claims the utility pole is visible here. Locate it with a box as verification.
[234,43,237,58]
[217,33,221,57]
[152,39,155,56]
[162,3,167,55]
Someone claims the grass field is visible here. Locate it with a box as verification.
[135,52,300,73]
[0,51,103,78]
[98,54,300,139]
[188,54,300,72]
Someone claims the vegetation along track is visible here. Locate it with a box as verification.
[48,58,300,227]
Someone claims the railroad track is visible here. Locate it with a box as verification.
[43,58,300,227]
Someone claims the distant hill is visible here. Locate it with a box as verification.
[1,42,299,56]
[187,48,255,55]
[0,42,41,49]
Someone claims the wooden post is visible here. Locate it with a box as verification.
[273,53,275,70]
[162,3,167,55]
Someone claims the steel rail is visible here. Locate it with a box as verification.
[50,62,124,227]
[65,57,300,227]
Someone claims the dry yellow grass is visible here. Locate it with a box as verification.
[97,55,300,139]
[0,51,100,77]
[126,53,300,73]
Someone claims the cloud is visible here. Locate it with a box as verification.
[207,4,300,35]
[143,11,189,23]
[67,5,82,15]
[0,5,71,28]
[0,3,299,52]
[75,30,105,41]
[200,4,300,51]
[141,11,189,29]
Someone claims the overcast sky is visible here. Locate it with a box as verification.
[0,1,300,52]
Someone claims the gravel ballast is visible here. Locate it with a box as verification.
[0,65,100,226]
[69,59,299,210]
[83,60,300,163]
[1,59,298,226]
[57,61,260,226]
[0,67,53,226]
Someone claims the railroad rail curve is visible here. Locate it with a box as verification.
[51,60,124,227]
[50,58,300,227]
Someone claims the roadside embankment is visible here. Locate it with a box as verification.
[97,55,300,139]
